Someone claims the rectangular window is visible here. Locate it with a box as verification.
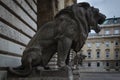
[88,52,91,58]
[115,49,119,58]
[106,62,109,66]
[115,51,119,58]
[96,42,100,47]
[87,43,91,48]
[106,52,109,58]
[116,62,119,66]
[97,62,100,67]
[114,30,119,34]
[105,42,109,47]
[114,28,119,34]
[106,50,110,58]
[88,62,91,67]
[105,30,110,35]
[115,41,119,46]
[97,51,100,58]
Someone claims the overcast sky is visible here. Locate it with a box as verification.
[77,0,120,18]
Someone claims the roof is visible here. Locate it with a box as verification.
[102,17,120,25]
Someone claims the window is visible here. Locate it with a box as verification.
[96,49,100,58]
[88,52,91,58]
[106,49,110,58]
[105,30,110,35]
[105,41,110,47]
[88,62,91,67]
[87,43,91,48]
[97,51,100,58]
[96,42,100,47]
[114,29,119,34]
[114,28,119,34]
[97,62,100,67]
[106,62,109,66]
[115,49,119,58]
[106,52,109,58]
[116,62,119,66]
[115,41,119,46]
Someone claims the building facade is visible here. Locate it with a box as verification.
[80,17,120,72]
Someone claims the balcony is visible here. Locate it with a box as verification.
[88,33,120,39]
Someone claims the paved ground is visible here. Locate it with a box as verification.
[74,72,120,80]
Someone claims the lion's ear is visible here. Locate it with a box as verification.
[78,2,90,9]
[91,7,99,13]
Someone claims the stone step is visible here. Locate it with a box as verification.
[80,77,120,80]
[8,77,69,80]
[79,72,120,77]
[7,67,73,80]
[0,71,7,80]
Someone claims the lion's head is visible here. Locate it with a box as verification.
[55,2,106,33]
[85,4,106,33]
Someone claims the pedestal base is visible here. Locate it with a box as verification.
[0,71,7,80]
[8,66,73,80]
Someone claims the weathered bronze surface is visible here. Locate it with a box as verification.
[9,2,106,76]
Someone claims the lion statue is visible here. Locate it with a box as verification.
[9,2,106,76]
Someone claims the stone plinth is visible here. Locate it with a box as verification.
[0,71,7,80]
[8,66,73,80]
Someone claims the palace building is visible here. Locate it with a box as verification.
[80,17,120,72]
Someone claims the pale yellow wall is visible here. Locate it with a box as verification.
[82,24,120,65]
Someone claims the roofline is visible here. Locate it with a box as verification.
[105,17,120,20]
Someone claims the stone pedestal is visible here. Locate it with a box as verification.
[8,66,73,80]
[0,71,7,80]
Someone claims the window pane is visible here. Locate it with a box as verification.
[88,52,91,58]
[115,49,119,58]
[116,62,119,66]
[87,43,91,48]
[105,42,109,47]
[97,62,100,67]
[115,41,119,46]
[97,52,100,58]
[105,30,110,34]
[106,62,109,66]
[96,42,100,47]
[114,30,119,34]
[106,50,110,58]
[88,63,91,67]
[114,27,119,34]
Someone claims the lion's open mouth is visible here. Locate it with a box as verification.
[95,25,101,33]
[98,13,106,24]
[95,14,106,33]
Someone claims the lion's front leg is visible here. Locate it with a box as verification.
[57,36,72,67]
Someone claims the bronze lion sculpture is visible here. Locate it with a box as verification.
[9,2,106,76]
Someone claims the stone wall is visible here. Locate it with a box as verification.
[0,0,37,68]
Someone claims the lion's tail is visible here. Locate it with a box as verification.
[9,64,32,77]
